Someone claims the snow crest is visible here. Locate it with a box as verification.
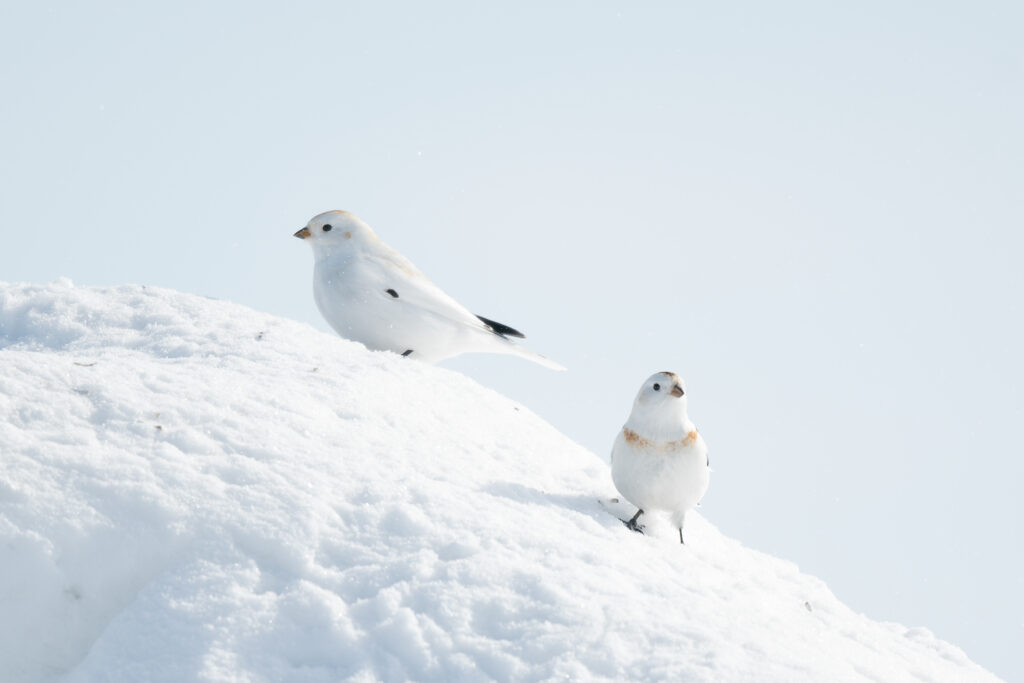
[0,281,1001,682]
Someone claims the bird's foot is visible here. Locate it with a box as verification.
[621,517,645,534]
[622,508,646,534]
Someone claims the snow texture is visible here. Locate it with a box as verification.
[0,280,1001,682]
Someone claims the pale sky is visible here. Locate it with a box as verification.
[2,2,1021,679]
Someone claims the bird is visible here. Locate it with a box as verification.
[610,371,710,544]
[294,210,564,369]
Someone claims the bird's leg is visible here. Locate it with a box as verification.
[679,527,685,545]
[622,508,645,534]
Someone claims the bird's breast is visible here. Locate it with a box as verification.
[622,427,699,454]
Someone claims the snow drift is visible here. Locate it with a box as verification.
[0,280,1000,682]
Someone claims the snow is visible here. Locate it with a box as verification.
[0,279,1001,682]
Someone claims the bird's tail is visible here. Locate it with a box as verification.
[497,339,566,371]
[468,314,565,370]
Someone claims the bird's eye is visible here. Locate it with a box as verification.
[322,224,333,232]
[653,383,661,391]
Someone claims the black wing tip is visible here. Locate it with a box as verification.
[476,314,526,339]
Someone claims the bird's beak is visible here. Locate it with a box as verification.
[294,227,311,239]
[671,384,684,397]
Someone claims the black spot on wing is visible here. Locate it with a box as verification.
[476,315,526,339]
[386,289,399,298]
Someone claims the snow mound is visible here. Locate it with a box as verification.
[0,280,1000,682]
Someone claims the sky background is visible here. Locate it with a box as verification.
[1,1,1021,679]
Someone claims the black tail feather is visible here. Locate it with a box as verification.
[476,315,526,339]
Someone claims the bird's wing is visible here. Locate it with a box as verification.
[609,430,627,464]
[357,249,495,334]
[369,241,430,280]
[474,315,525,339]
[697,433,709,467]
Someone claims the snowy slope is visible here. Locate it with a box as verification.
[0,280,1000,683]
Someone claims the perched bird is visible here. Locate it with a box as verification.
[294,210,564,369]
[610,371,710,544]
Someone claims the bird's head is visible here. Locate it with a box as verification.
[293,210,376,249]
[629,371,688,426]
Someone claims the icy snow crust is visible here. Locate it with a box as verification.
[0,281,999,682]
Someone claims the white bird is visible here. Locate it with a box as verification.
[294,210,564,369]
[610,371,710,544]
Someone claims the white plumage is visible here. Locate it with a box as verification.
[295,210,563,369]
[611,371,710,544]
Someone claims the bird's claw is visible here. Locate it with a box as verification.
[622,518,645,534]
